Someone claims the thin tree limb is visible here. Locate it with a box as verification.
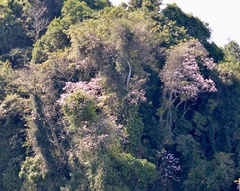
[126,60,132,90]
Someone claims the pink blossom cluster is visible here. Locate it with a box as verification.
[74,117,126,152]
[57,78,102,105]
[203,57,215,70]
[79,133,110,151]
[158,150,181,184]
[126,81,147,105]
[162,53,217,99]
[75,57,89,70]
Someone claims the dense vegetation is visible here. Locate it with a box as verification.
[0,0,240,190]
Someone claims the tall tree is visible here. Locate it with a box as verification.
[23,0,49,41]
[160,40,217,131]
[162,3,211,43]
[0,5,26,54]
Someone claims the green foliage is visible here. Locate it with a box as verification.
[83,0,110,10]
[0,62,13,99]
[161,3,224,63]
[217,42,240,83]
[115,152,158,189]
[1,155,23,191]
[0,1,237,191]
[184,152,235,191]
[0,47,32,68]
[125,106,144,156]
[156,18,189,48]
[0,94,25,136]
[31,18,70,63]
[162,3,211,43]
[0,94,26,190]
[129,0,162,11]
[203,41,224,63]
[176,134,202,171]
[174,117,193,135]
[129,0,143,9]
[223,40,240,63]
[62,90,97,128]
[19,155,47,185]
[66,9,158,102]
[193,111,207,136]
[0,6,27,54]
[61,0,93,26]
[218,62,240,86]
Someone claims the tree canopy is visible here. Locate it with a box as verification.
[0,1,239,191]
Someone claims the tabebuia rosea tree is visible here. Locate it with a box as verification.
[57,77,159,190]
[160,40,217,130]
[157,150,181,185]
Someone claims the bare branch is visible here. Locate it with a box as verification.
[26,1,49,40]
[126,60,132,90]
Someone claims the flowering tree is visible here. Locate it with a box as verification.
[58,77,125,153]
[157,150,181,186]
[160,40,217,130]
[57,77,102,106]
[56,76,159,189]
